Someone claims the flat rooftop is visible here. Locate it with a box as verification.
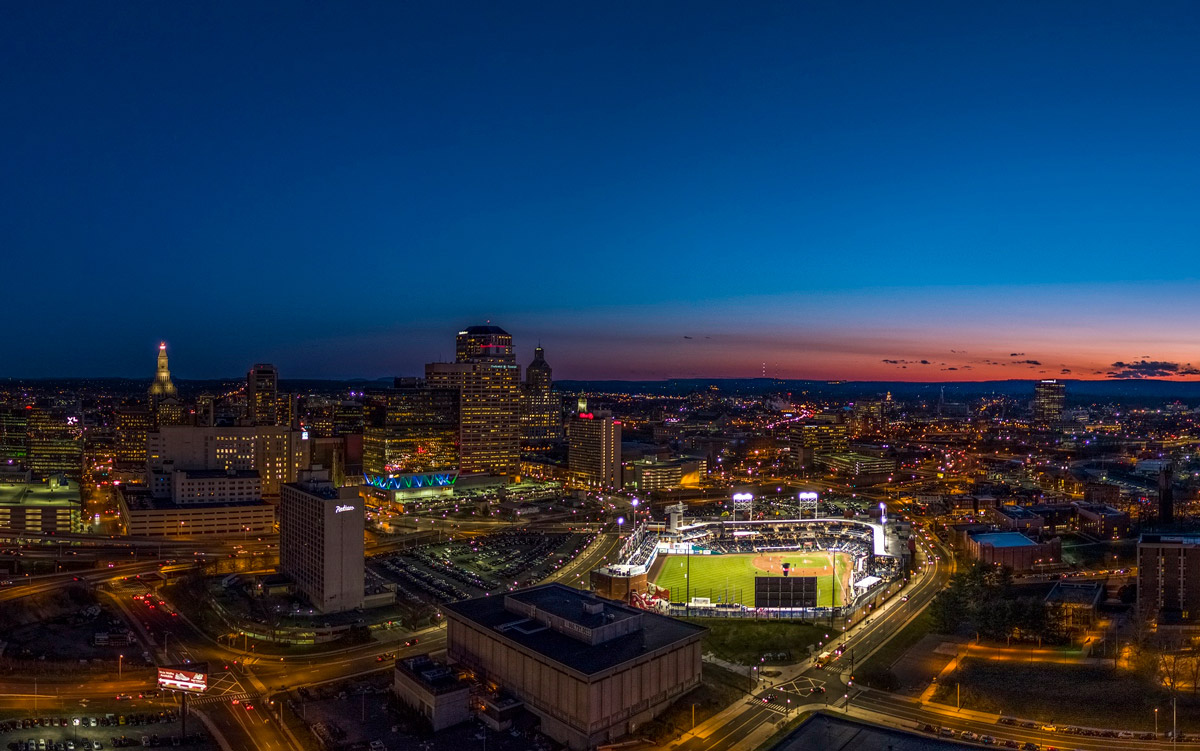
[775,713,972,751]
[1045,581,1104,606]
[444,583,704,677]
[969,531,1038,548]
[0,478,80,507]
[994,504,1039,519]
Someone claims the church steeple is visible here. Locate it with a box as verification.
[149,341,178,399]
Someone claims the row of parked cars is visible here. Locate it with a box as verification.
[0,714,177,733]
[999,718,1194,741]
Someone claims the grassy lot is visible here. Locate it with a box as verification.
[684,618,831,665]
[854,608,933,690]
[654,552,852,607]
[932,658,1200,732]
[639,663,754,744]
[1060,537,1138,568]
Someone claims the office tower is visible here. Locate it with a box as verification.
[0,406,29,466]
[790,422,849,453]
[425,326,521,476]
[363,379,459,478]
[519,346,562,449]
[26,407,85,480]
[567,410,621,488]
[246,363,279,425]
[1033,379,1065,424]
[195,394,216,427]
[1137,533,1200,626]
[114,405,152,468]
[1158,464,1175,526]
[280,468,364,613]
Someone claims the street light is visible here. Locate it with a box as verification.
[119,654,123,679]
[1155,708,1158,738]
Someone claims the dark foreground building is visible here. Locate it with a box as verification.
[443,583,704,750]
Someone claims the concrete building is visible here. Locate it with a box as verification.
[393,655,471,731]
[624,457,705,492]
[426,326,521,477]
[814,452,895,483]
[444,583,704,750]
[147,424,310,498]
[0,474,81,534]
[170,469,262,505]
[280,470,364,613]
[989,504,1044,533]
[1072,502,1130,539]
[965,531,1061,572]
[1138,533,1200,628]
[116,485,275,538]
[1044,580,1104,634]
[568,411,621,489]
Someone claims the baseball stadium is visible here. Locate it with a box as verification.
[591,501,909,618]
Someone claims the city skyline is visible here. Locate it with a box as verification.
[5,3,1200,380]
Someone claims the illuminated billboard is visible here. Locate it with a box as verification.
[157,667,207,693]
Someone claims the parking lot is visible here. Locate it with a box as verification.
[370,531,594,604]
[0,709,213,751]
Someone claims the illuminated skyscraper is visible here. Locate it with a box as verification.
[148,342,177,401]
[247,363,279,425]
[0,406,29,466]
[1033,379,1065,425]
[148,343,186,427]
[27,406,84,480]
[363,378,459,477]
[426,326,521,476]
[114,405,152,468]
[568,410,621,488]
[520,346,562,449]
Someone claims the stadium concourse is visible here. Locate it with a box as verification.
[590,510,910,620]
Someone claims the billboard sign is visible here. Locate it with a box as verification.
[157,667,207,693]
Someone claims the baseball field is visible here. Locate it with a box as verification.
[651,550,854,607]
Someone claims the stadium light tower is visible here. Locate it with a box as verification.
[732,492,754,521]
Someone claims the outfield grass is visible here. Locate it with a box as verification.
[654,551,853,607]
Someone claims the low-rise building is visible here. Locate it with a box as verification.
[1044,580,1104,633]
[965,531,1061,572]
[0,474,81,534]
[444,583,704,750]
[116,485,274,538]
[1072,502,1130,539]
[393,655,471,731]
[990,504,1044,533]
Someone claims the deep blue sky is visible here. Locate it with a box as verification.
[5,2,1200,380]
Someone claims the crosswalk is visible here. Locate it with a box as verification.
[189,691,261,707]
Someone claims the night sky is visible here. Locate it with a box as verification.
[5,2,1200,381]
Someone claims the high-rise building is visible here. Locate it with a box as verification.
[567,410,621,488]
[1033,379,1065,425]
[520,346,562,449]
[1137,533,1200,627]
[1157,464,1175,526]
[0,406,29,467]
[149,342,178,401]
[363,379,459,478]
[280,469,364,613]
[425,326,521,476]
[27,407,84,481]
[115,406,152,468]
[790,422,849,454]
[246,364,279,426]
